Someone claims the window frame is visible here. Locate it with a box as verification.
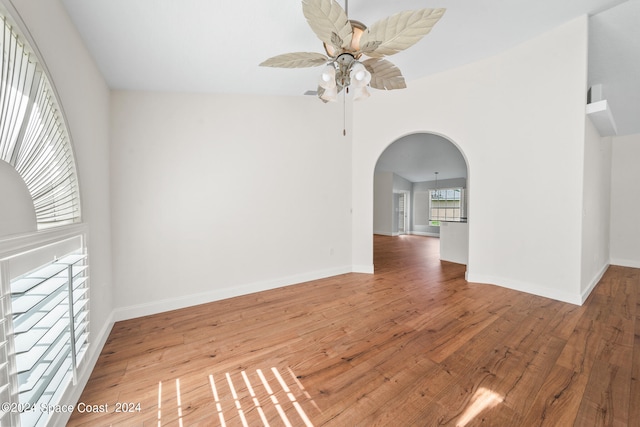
[429,187,464,226]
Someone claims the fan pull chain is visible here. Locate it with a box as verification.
[343,87,347,136]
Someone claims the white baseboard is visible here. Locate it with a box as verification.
[373,231,440,238]
[55,310,115,426]
[580,263,609,304]
[352,264,374,274]
[466,273,582,305]
[410,231,440,237]
[113,265,353,321]
[610,258,640,269]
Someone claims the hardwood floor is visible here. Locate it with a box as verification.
[68,235,640,426]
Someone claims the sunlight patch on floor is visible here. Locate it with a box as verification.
[209,374,227,426]
[456,387,503,426]
[257,368,292,427]
[153,367,317,426]
[241,370,270,426]
[157,381,162,427]
[176,378,184,427]
[272,367,314,427]
[287,367,321,413]
[226,372,249,426]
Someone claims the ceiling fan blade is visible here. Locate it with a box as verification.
[358,41,382,55]
[259,52,329,68]
[302,0,353,52]
[363,58,407,90]
[360,8,446,58]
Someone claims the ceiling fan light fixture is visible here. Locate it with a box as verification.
[352,85,370,101]
[320,85,338,102]
[260,0,446,107]
[349,62,371,88]
[319,64,337,89]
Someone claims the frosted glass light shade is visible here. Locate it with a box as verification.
[320,85,338,102]
[352,86,370,101]
[319,65,336,89]
[349,62,371,88]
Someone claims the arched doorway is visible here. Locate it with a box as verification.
[373,132,469,265]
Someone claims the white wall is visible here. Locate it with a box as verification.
[440,222,469,265]
[373,172,412,235]
[110,91,353,319]
[580,117,612,298]
[610,133,640,267]
[0,161,36,236]
[3,0,113,423]
[393,173,412,193]
[352,17,589,304]
[373,171,393,235]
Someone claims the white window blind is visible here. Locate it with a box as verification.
[0,13,81,228]
[0,234,90,427]
[0,290,15,426]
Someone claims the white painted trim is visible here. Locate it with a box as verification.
[55,310,115,426]
[410,231,440,237]
[466,273,582,305]
[580,263,609,304]
[113,266,353,321]
[0,223,87,258]
[374,231,441,238]
[352,264,374,274]
[610,258,640,269]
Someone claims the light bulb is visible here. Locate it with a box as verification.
[319,65,336,89]
[349,62,371,88]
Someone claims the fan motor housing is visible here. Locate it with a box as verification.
[323,20,367,58]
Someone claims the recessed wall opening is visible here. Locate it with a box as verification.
[373,132,469,267]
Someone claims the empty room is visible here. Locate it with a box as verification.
[0,0,638,425]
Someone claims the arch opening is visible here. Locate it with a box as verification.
[373,131,470,266]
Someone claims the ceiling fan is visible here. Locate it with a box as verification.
[260,0,446,102]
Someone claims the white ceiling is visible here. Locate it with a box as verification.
[375,134,467,183]
[59,0,639,180]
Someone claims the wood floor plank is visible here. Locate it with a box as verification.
[573,360,631,427]
[520,364,584,426]
[67,235,640,426]
[629,311,640,423]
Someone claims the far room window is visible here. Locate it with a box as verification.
[429,188,463,226]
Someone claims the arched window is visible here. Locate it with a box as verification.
[0,13,81,229]
[0,8,89,427]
